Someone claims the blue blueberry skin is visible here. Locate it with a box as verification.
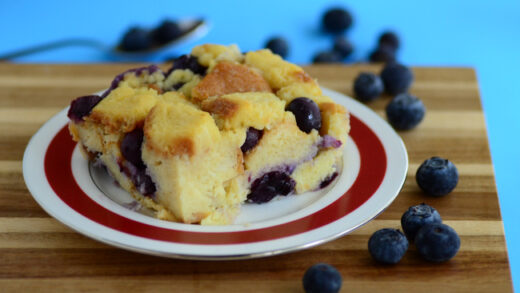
[241,127,263,153]
[369,44,396,63]
[368,228,409,264]
[312,51,343,64]
[286,97,322,133]
[265,37,289,59]
[247,171,295,203]
[378,31,400,50]
[386,93,426,130]
[415,223,460,262]
[401,203,442,241]
[67,95,102,122]
[322,7,353,33]
[353,72,384,102]
[133,168,157,197]
[333,36,353,59]
[121,128,145,168]
[416,157,459,196]
[302,263,342,293]
[319,172,339,189]
[119,27,152,52]
[380,63,414,95]
[166,54,207,76]
[152,20,183,45]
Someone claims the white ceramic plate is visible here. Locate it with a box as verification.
[23,88,407,260]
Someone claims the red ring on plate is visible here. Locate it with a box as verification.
[44,115,386,244]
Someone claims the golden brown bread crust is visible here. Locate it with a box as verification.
[143,131,196,158]
[191,61,272,103]
[87,86,158,133]
[68,123,80,141]
[147,84,163,93]
[143,105,196,158]
[201,97,239,118]
[292,71,313,83]
[200,92,286,131]
[87,111,122,132]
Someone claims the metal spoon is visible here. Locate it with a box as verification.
[0,19,208,61]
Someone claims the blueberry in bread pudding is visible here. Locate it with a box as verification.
[68,44,350,225]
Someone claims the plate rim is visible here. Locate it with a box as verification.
[23,87,408,260]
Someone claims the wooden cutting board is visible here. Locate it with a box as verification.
[0,64,512,292]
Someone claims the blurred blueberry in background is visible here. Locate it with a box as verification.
[264,36,290,58]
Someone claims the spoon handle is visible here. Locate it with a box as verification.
[0,38,106,61]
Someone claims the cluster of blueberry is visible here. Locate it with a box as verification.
[369,156,459,264]
[264,6,400,65]
[301,157,460,292]
[369,31,400,63]
[354,63,426,131]
[369,156,459,265]
[312,8,354,64]
[119,20,184,52]
[353,62,426,130]
[369,203,460,264]
[264,7,354,63]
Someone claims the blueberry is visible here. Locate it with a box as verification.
[369,45,396,63]
[379,31,400,50]
[119,27,152,52]
[312,51,342,64]
[265,37,289,59]
[247,171,295,203]
[67,95,102,122]
[152,20,183,45]
[134,168,156,196]
[401,203,442,241]
[286,97,322,133]
[353,72,384,102]
[302,263,342,293]
[416,157,459,196]
[332,36,353,59]
[241,127,263,153]
[166,54,207,76]
[319,172,338,189]
[386,93,425,130]
[380,63,414,95]
[172,82,185,90]
[415,223,460,262]
[322,7,353,33]
[368,228,409,264]
[118,158,156,197]
[121,128,144,168]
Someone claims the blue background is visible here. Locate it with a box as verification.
[2,0,519,289]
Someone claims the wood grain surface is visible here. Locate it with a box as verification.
[0,64,512,292]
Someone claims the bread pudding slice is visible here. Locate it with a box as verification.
[67,44,349,225]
